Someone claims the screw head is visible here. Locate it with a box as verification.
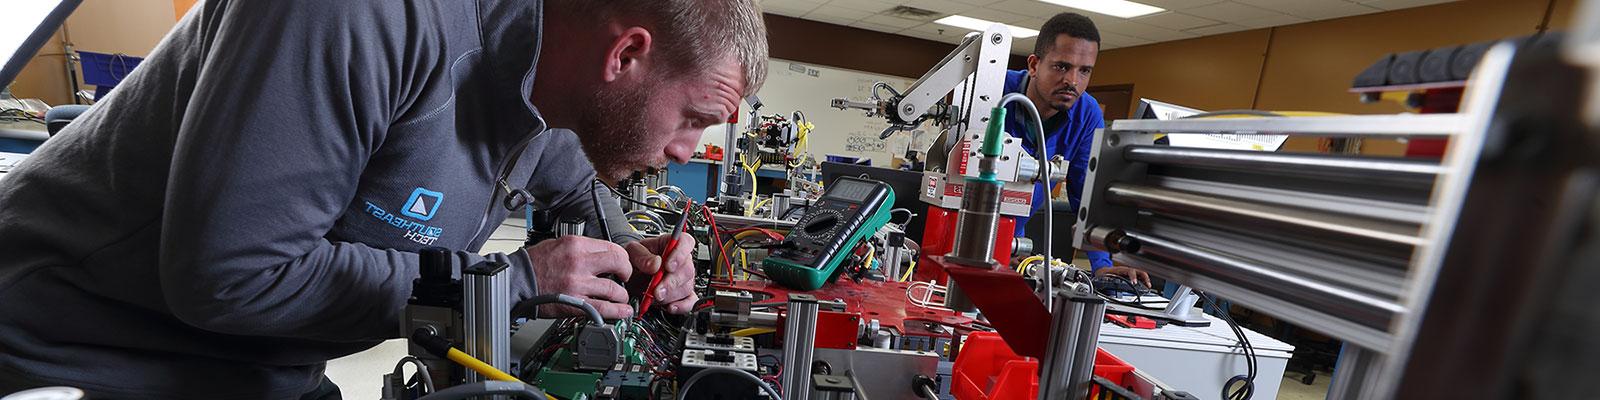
[990,33,1003,44]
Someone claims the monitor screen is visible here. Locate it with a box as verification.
[1,0,82,90]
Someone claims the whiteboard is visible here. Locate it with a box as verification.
[697,58,936,167]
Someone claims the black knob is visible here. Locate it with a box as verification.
[419,247,453,283]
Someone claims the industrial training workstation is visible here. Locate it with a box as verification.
[0,0,1596,399]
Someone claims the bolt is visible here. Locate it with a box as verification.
[991,33,1003,44]
[904,104,916,113]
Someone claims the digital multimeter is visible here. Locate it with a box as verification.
[762,177,895,290]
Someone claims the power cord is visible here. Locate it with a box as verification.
[523,294,605,327]
[1200,292,1257,400]
[675,366,783,400]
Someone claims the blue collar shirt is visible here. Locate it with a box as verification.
[1001,69,1112,271]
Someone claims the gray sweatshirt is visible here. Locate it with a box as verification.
[0,0,627,398]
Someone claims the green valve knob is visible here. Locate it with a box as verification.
[981,106,1006,157]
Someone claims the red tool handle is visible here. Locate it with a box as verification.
[637,205,692,317]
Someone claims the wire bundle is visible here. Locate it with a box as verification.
[1201,293,1258,400]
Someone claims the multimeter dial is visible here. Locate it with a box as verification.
[763,177,895,290]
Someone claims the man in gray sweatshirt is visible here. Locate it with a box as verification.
[0,0,767,398]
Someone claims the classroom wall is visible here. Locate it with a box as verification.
[1090,0,1576,155]
[1093,0,1578,117]
[11,0,181,105]
[764,14,1030,81]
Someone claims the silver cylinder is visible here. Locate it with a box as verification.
[944,280,977,312]
[628,183,649,212]
[1038,287,1104,400]
[949,180,1002,264]
[773,193,793,219]
[1017,156,1041,182]
[1012,237,1035,257]
[709,310,779,327]
[882,245,905,280]
[1067,295,1106,399]
[1122,145,1441,187]
[1038,295,1085,399]
[463,262,511,383]
[783,294,820,400]
[557,219,586,237]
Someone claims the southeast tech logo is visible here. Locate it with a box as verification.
[401,187,444,221]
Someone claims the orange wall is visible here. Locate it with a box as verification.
[1092,29,1272,113]
[11,0,186,105]
[174,0,197,19]
[1094,0,1576,118]
[1091,0,1576,155]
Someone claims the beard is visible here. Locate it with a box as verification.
[576,82,657,185]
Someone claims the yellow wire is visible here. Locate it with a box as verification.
[788,121,812,168]
[739,248,749,279]
[899,260,917,282]
[1018,255,1045,274]
[863,249,875,272]
[731,327,776,337]
[741,156,762,216]
[720,230,772,278]
[444,348,519,382]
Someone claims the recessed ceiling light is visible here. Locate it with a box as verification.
[1037,0,1165,18]
[933,15,1040,38]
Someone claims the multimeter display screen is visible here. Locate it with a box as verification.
[825,179,875,202]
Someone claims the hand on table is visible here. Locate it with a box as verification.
[1096,265,1151,288]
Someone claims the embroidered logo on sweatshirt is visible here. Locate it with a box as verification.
[401,187,444,221]
[364,187,445,245]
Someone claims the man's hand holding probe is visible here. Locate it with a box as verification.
[525,233,699,319]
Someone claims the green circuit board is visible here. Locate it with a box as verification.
[524,317,681,399]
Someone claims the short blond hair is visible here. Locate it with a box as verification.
[558,0,769,95]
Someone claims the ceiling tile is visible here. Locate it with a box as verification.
[1133,11,1223,30]
[1127,0,1227,11]
[1015,16,1050,30]
[1356,0,1458,11]
[1097,19,1198,41]
[764,0,824,17]
[824,0,900,13]
[990,0,1073,17]
[806,6,875,21]
[863,13,930,28]
[1182,22,1252,36]
[1233,0,1382,20]
[1098,31,1148,48]
[1184,2,1288,22]
[1234,13,1308,28]
[900,0,979,14]
[961,7,1033,24]
[803,12,866,26]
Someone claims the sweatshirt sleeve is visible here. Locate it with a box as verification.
[522,130,643,244]
[156,1,528,342]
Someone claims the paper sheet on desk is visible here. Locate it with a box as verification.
[0,151,28,176]
[1165,132,1289,151]
[1141,99,1288,151]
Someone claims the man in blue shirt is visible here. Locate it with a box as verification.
[1002,13,1148,286]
